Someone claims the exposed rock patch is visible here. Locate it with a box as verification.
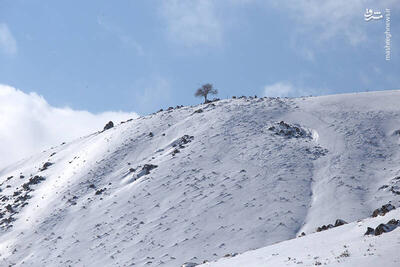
[372,203,395,217]
[39,162,53,171]
[316,219,348,232]
[365,219,400,236]
[103,121,114,131]
[170,135,194,156]
[268,121,312,139]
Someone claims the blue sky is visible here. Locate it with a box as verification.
[0,0,399,115]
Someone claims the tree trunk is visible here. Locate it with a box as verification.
[204,95,207,103]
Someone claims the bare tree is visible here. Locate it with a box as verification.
[195,83,218,103]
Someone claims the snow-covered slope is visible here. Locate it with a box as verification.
[0,90,400,266]
[201,208,400,267]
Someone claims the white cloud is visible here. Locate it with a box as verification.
[160,0,222,47]
[0,85,138,168]
[263,81,314,97]
[0,23,17,55]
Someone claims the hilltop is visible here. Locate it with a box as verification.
[0,90,400,266]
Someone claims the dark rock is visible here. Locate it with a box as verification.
[334,219,348,227]
[390,186,400,195]
[365,219,400,236]
[129,168,136,173]
[168,106,174,110]
[171,135,194,148]
[365,227,375,235]
[268,121,311,139]
[375,220,400,235]
[95,188,106,195]
[103,121,114,131]
[22,175,45,191]
[29,175,45,185]
[5,204,14,213]
[0,216,15,225]
[142,164,157,174]
[193,109,203,114]
[316,223,335,232]
[16,194,31,202]
[39,162,53,171]
[148,132,154,137]
[136,164,158,178]
[172,149,180,156]
[22,183,31,191]
[88,184,96,189]
[372,203,395,217]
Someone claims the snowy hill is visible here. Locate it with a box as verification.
[0,90,400,266]
[201,208,400,267]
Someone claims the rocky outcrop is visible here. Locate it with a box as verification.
[372,203,395,217]
[268,121,312,139]
[316,219,348,232]
[365,219,400,236]
[103,121,114,131]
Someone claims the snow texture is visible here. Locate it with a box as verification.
[0,90,400,266]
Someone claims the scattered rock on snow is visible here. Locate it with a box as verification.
[365,219,400,236]
[39,162,53,171]
[334,219,348,227]
[95,188,107,195]
[103,121,114,131]
[171,135,194,148]
[298,232,306,237]
[135,164,158,179]
[316,219,347,232]
[181,262,198,267]
[372,203,395,217]
[268,121,312,139]
[316,224,334,232]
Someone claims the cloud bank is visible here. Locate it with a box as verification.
[0,23,17,55]
[0,85,138,168]
[263,82,315,97]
